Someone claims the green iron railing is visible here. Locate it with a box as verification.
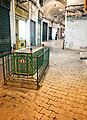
[1,47,50,88]
[0,52,12,83]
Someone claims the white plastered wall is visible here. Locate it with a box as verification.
[67,0,83,6]
[52,23,60,40]
[65,19,87,50]
[65,0,87,50]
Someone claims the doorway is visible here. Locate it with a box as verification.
[42,22,48,41]
[0,5,11,53]
[30,20,36,46]
[49,27,52,40]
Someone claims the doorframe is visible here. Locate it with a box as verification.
[30,19,36,46]
[42,22,48,41]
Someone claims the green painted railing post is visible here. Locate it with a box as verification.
[11,53,12,74]
[26,54,28,75]
[2,56,5,83]
[6,56,7,76]
[7,54,10,75]
[37,56,39,87]
[48,47,50,64]
[13,53,15,75]
[17,53,18,73]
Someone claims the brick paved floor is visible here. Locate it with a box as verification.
[0,40,87,120]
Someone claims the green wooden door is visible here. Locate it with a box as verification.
[49,27,52,40]
[0,4,11,55]
[42,22,48,41]
[30,20,36,46]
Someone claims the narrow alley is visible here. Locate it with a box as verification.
[0,40,87,120]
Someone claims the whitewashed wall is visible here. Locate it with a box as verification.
[53,23,60,28]
[67,0,83,5]
[65,19,87,50]
[65,0,86,50]
[52,23,59,40]
[29,2,38,22]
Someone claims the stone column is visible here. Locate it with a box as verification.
[25,20,30,47]
[41,19,43,43]
[10,0,15,50]
[36,9,38,46]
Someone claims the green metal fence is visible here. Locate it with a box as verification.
[0,52,12,82]
[1,47,50,88]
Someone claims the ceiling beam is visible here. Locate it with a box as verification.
[55,0,66,5]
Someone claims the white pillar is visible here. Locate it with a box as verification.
[28,2,31,47]
[25,20,30,47]
[36,9,38,46]
[41,20,43,43]
[47,26,49,40]
[10,0,15,49]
